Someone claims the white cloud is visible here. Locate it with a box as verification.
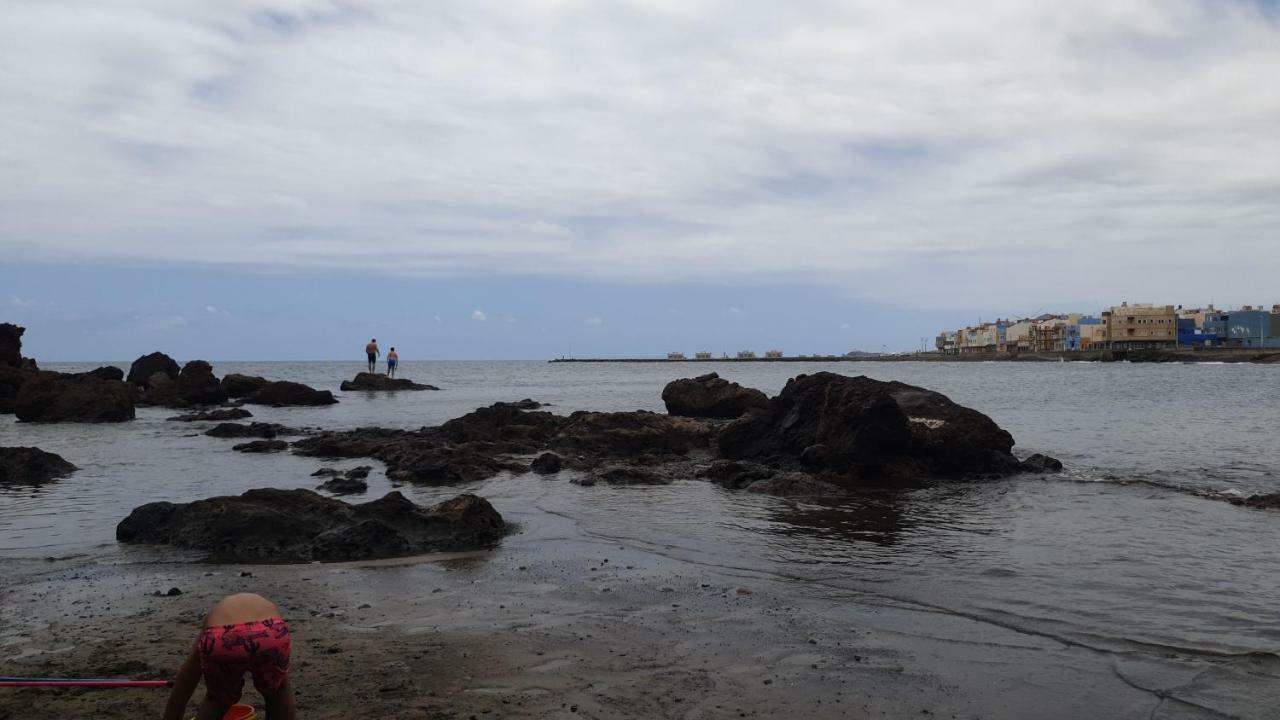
[2,2,1280,310]
[727,307,743,316]
[8,296,37,308]
[584,315,603,326]
[471,309,487,321]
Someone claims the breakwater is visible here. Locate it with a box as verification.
[550,349,1280,363]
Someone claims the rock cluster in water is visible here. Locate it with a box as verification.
[0,446,77,485]
[661,372,768,419]
[339,373,439,391]
[116,489,505,562]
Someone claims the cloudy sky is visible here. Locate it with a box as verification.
[3,0,1279,359]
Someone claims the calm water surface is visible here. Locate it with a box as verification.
[3,360,1279,714]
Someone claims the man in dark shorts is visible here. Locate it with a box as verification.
[365,338,379,372]
[163,592,295,720]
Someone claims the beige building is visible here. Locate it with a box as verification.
[1103,303,1178,350]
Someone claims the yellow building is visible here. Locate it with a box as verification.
[1103,303,1177,350]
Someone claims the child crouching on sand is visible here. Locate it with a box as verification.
[163,593,296,720]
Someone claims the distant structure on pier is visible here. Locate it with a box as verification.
[667,352,686,360]
[764,349,784,358]
[736,350,757,359]
[695,351,712,360]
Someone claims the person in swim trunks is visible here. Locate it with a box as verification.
[365,338,379,373]
[163,593,295,720]
[386,347,399,377]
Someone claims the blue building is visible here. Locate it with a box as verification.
[1177,318,1218,347]
[1202,310,1280,348]
[1066,317,1102,351]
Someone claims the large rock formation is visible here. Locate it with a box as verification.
[244,381,337,407]
[116,489,505,562]
[661,373,768,419]
[14,374,135,423]
[0,324,24,369]
[127,352,181,389]
[340,373,439,391]
[205,422,292,439]
[221,374,269,398]
[718,372,1021,483]
[551,411,714,459]
[141,360,228,408]
[0,446,77,485]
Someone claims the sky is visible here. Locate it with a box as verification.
[2,1,1279,360]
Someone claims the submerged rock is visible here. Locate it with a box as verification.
[719,372,1020,483]
[583,464,672,486]
[127,352,181,389]
[244,381,337,407]
[697,460,775,490]
[530,452,562,474]
[205,422,291,439]
[317,475,369,494]
[0,446,77,485]
[1227,493,1280,510]
[221,374,269,398]
[440,403,566,443]
[551,411,714,459]
[168,408,254,422]
[661,373,768,419]
[116,489,505,562]
[1020,453,1064,473]
[14,374,135,423]
[232,439,289,453]
[339,373,439,391]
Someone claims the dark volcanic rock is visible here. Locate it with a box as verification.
[719,372,1019,483]
[0,323,24,369]
[339,373,439,391]
[582,464,672,486]
[233,439,289,453]
[116,489,505,562]
[1020,453,1064,473]
[127,352,181,388]
[312,468,344,477]
[14,375,135,423]
[0,366,34,414]
[317,476,369,495]
[244,381,337,407]
[0,446,77,485]
[78,366,125,382]
[344,465,372,479]
[221,374,269,398]
[1227,493,1280,510]
[294,427,528,485]
[441,403,566,444]
[142,360,228,408]
[743,473,847,497]
[205,422,291,439]
[661,373,768,419]
[497,399,542,410]
[551,411,714,459]
[168,408,253,422]
[530,452,562,474]
[697,460,775,490]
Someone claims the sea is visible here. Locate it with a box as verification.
[3,360,1280,716]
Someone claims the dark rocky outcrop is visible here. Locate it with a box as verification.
[441,403,566,444]
[697,460,775,490]
[530,452,562,474]
[339,373,439,391]
[79,366,125,382]
[0,366,32,414]
[1020,453,1064,473]
[578,464,671,486]
[244,381,337,407]
[168,408,254,422]
[221,374,269,399]
[293,426,528,485]
[0,323,25,369]
[141,360,228,408]
[497,399,542,410]
[233,439,289,453]
[14,374,135,423]
[205,422,292,439]
[116,489,505,562]
[127,352,181,389]
[1227,493,1280,510]
[317,467,373,494]
[719,372,1020,484]
[551,411,714,460]
[661,373,768,419]
[0,446,77,485]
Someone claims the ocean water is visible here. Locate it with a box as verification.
[3,360,1280,715]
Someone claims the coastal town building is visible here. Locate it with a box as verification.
[764,350,784,358]
[1102,303,1178,350]
[736,350,756,359]
[695,352,712,360]
[667,352,686,360]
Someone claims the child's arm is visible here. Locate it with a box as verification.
[162,644,201,720]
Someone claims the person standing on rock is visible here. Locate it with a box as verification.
[162,592,296,720]
[387,347,399,378]
[365,338,379,373]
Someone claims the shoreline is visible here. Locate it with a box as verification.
[550,349,1280,364]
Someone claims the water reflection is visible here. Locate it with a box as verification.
[767,492,909,547]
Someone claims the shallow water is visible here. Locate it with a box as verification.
[4,360,1280,715]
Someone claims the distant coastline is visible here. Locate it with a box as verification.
[550,349,1280,364]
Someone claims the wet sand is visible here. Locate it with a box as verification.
[0,494,1191,720]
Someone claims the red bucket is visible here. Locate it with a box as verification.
[222,705,256,720]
